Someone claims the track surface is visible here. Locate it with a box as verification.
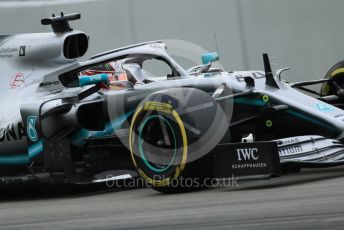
[1,167,344,230]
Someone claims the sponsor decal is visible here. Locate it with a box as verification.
[215,142,280,178]
[316,103,334,112]
[0,47,18,58]
[280,138,300,145]
[236,148,259,161]
[39,81,60,87]
[10,73,25,88]
[19,46,26,57]
[334,114,344,119]
[0,123,26,142]
[143,101,173,114]
[233,147,268,169]
[232,162,267,169]
[27,116,38,142]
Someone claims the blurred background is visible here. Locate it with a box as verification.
[0,0,343,82]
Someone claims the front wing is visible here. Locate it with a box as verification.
[214,135,344,179]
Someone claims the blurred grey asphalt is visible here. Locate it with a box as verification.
[1,167,344,230]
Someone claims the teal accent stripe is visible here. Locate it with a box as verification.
[70,111,134,146]
[234,98,266,106]
[234,98,337,131]
[28,140,44,158]
[0,111,133,165]
[0,154,28,165]
[0,140,43,165]
[287,110,337,131]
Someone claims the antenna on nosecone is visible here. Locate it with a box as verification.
[213,34,223,68]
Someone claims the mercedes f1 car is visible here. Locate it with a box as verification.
[2,13,344,193]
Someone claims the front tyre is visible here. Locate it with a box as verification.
[321,60,344,96]
[129,88,229,193]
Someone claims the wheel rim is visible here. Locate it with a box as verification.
[138,115,177,173]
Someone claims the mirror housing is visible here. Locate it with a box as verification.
[202,52,219,65]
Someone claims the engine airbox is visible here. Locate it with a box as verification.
[63,33,88,59]
[1,31,88,64]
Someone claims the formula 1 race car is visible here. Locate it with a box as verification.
[2,13,344,193]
